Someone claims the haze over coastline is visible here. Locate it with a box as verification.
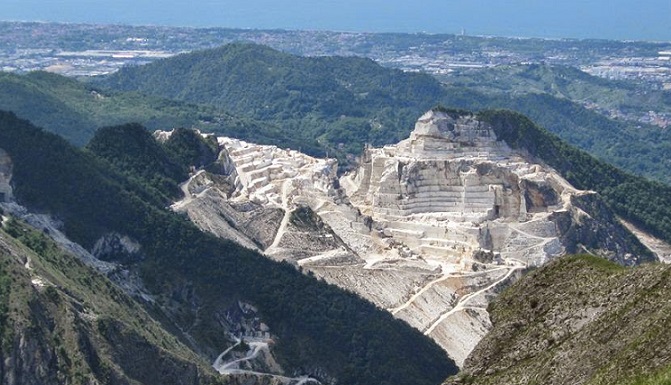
[1,0,670,41]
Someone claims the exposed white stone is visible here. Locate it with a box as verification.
[215,137,338,213]
[153,128,176,143]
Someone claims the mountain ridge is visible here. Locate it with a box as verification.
[0,215,223,385]
[0,71,322,154]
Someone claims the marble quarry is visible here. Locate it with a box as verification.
[168,110,657,366]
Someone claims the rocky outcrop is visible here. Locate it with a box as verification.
[92,232,143,264]
[0,148,13,203]
[342,110,649,266]
[168,109,655,367]
[171,135,341,258]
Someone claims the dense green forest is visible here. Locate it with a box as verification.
[0,110,456,385]
[479,109,671,244]
[98,43,671,182]
[99,43,444,160]
[86,124,190,201]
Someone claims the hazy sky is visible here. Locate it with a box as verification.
[1,0,670,41]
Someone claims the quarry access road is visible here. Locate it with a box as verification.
[171,170,206,210]
[213,338,322,384]
[390,266,509,315]
[424,261,524,335]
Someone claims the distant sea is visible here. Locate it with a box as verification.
[1,0,670,42]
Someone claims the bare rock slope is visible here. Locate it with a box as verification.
[169,109,655,367]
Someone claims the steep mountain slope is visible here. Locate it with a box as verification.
[0,216,224,385]
[97,43,671,182]
[444,255,671,385]
[0,110,456,385]
[466,91,671,183]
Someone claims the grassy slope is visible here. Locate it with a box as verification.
[445,255,671,385]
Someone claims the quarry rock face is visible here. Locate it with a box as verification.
[341,110,643,267]
[170,110,653,367]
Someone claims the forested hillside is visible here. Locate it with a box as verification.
[439,63,671,117]
[439,64,671,182]
[98,43,671,182]
[0,71,321,153]
[99,43,443,159]
[0,71,214,145]
[0,110,457,385]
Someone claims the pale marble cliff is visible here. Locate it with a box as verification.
[168,110,660,367]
